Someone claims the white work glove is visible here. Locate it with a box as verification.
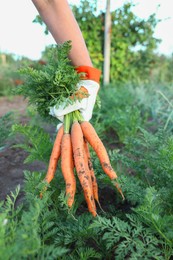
[49,66,101,122]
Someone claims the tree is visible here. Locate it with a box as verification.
[72,1,160,83]
[34,1,160,84]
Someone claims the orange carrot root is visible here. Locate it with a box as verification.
[81,121,124,200]
[83,138,99,203]
[71,121,97,217]
[44,125,64,183]
[61,133,76,208]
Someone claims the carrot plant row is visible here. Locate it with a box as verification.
[43,110,124,216]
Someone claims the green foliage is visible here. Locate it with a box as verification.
[0,171,103,259]
[114,174,146,206]
[72,1,160,83]
[1,3,173,256]
[33,15,49,35]
[12,123,52,164]
[0,183,69,259]
[94,82,173,258]
[93,84,144,142]
[134,187,173,246]
[111,128,173,214]
[0,65,16,96]
[0,52,18,65]
[110,4,160,83]
[0,112,14,149]
[72,0,103,71]
[6,80,173,259]
[91,214,164,259]
[16,41,80,121]
[32,1,173,84]
[150,54,173,84]
[2,171,170,259]
[33,1,164,83]
[0,55,26,97]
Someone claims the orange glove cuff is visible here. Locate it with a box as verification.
[75,66,101,83]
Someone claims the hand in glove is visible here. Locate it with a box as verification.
[49,66,101,122]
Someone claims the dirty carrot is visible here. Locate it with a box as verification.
[83,138,99,204]
[83,138,93,189]
[71,121,97,216]
[61,133,76,208]
[44,125,64,183]
[80,121,125,200]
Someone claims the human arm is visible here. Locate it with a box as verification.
[31,0,101,121]
[31,0,92,67]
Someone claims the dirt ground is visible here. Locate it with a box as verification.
[0,96,28,117]
[0,96,49,203]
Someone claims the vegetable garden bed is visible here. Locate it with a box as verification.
[0,44,173,259]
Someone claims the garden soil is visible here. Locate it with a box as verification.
[0,96,52,204]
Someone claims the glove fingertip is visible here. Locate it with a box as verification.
[56,122,63,131]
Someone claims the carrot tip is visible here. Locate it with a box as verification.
[96,199,105,213]
[113,181,125,200]
[91,211,97,217]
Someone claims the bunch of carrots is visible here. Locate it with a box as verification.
[43,108,124,217]
[17,42,124,216]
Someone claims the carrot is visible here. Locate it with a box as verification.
[83,138,99,203]
[80,121,125,200]
[71,121,97,216]
[61,133,76,208]
[83,139,93,189]
[44,125,64,183]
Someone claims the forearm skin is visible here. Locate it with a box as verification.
[32,0,93,66]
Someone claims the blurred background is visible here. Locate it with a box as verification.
[0,0,173,93]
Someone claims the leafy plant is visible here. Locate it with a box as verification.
[134,187,173,248]
[0,184,69,259]
[93,84,144,143]
[9,77,173,258]
[0,112,14,149]
[15,41,80,121]
[72,1,160,83]
[91,214,164,259]
[12,123,52,164]
[0,59,24,96]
